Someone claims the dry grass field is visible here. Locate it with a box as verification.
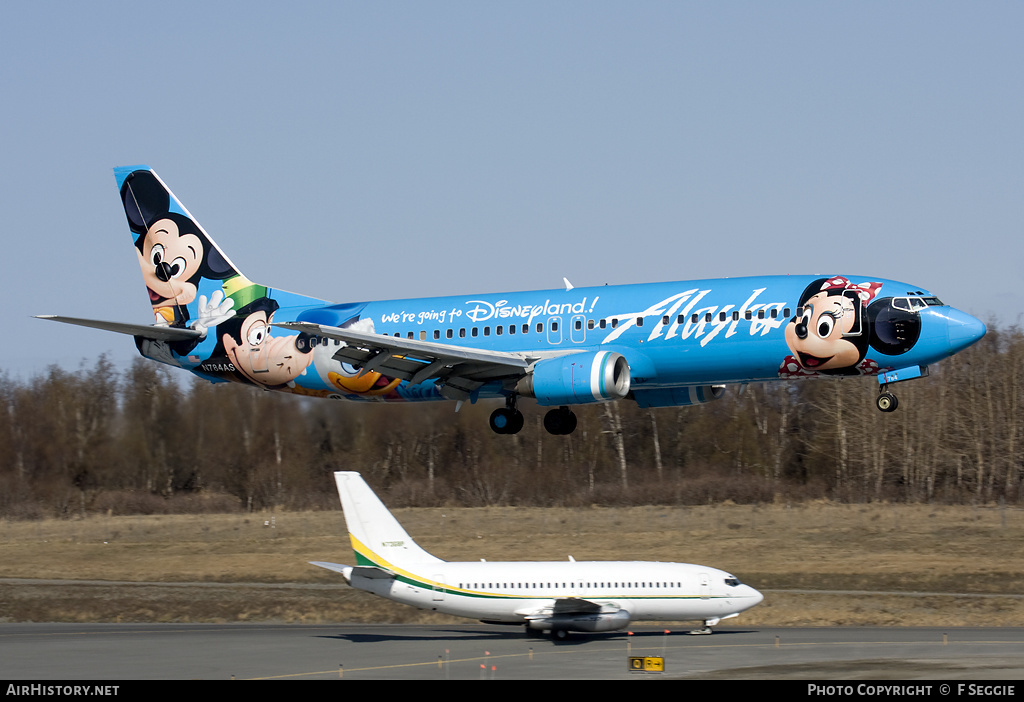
[1,501,1021,627]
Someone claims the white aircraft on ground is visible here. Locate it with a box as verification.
[312,471,764,639]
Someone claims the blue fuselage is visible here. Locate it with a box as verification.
[214,274,984,406]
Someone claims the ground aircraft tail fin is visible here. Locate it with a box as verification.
[333,471,442,569]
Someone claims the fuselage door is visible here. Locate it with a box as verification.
[699,572,711,599]
[570,314,586,344]
[547,316,563,345]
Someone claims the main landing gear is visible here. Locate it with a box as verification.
[876,385,899,413]
[488,397,579,436]
[543,406,577,435]
[489,396,525,435]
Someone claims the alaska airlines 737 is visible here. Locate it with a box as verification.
[312,471,763,638]
[38,166,987,434]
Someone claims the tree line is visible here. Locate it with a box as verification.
[1,322,1020,518]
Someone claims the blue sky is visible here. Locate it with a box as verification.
[3,2,1022,379]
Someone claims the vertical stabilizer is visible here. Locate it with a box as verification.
[333,472,442,568]
[115,166,247,328]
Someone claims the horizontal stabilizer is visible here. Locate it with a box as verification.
[309,561,395,579]
[35,315,202,342]
[351,565,396,579]
[309,561,351,575]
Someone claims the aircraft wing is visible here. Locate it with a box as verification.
[35,315,203,342]
[275,321,533,400]
[551,597,607,614]
[517,597,611,617]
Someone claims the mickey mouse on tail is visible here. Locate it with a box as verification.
[120,169,237,329]
[779,276,922,395]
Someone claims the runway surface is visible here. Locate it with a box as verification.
[1,623,1022,680]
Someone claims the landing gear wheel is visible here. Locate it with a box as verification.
[552,629,569,641]
[543,406,578,435]
[876,392,899,413]
[489,407,525,434]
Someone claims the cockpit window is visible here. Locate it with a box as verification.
[724,577,742,587]
[892,297,923,312]
[894,296,944,312]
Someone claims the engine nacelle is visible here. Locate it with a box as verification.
[632,385,726,408]
[517,351,631,406]
[527,609,632,633]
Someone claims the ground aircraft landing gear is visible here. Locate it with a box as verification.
[876,385,899,413]
[489,396,525,435]
[689,619,717,635]
[543,406,578,435]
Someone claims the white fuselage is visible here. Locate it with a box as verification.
[349,559,763,626]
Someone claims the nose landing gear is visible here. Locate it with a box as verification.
[876,386,899,412]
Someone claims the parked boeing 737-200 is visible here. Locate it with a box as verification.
[312,471,764,638]
[39,166,986,434]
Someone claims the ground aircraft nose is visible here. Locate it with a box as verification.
[946,308,987,354]
[742,585,764,609]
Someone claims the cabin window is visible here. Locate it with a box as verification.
[636,317,643,327]
[745,310,752,321]
[599,319,607,329]
[611,318,618,328]
[496,326,502,336]
[574,319,582,331]
[732,311,740,321]
[407,331,414,339]
[420,331,426,340]
[508,324,515,335]
[483,326,490,336]
[459,328,466,338]
[662,316,669,325]
[784,307,791,318]
[471,327,478,337]
[757,309,765,319]
[719,312,727,322]
[705,312,713,323]
[447,329,453,339]
[536,323,543,333]
[691,314,698,324]
[433,330,440,340]
[770,308,778,319]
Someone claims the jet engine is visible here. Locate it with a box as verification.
[631,385,726,408]
[516,351,631,406]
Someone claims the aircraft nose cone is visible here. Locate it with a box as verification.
[946,309,987,354]
[740,585,764,609]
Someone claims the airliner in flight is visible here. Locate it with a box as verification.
[312,471,763,639]
[39,166,987,434]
